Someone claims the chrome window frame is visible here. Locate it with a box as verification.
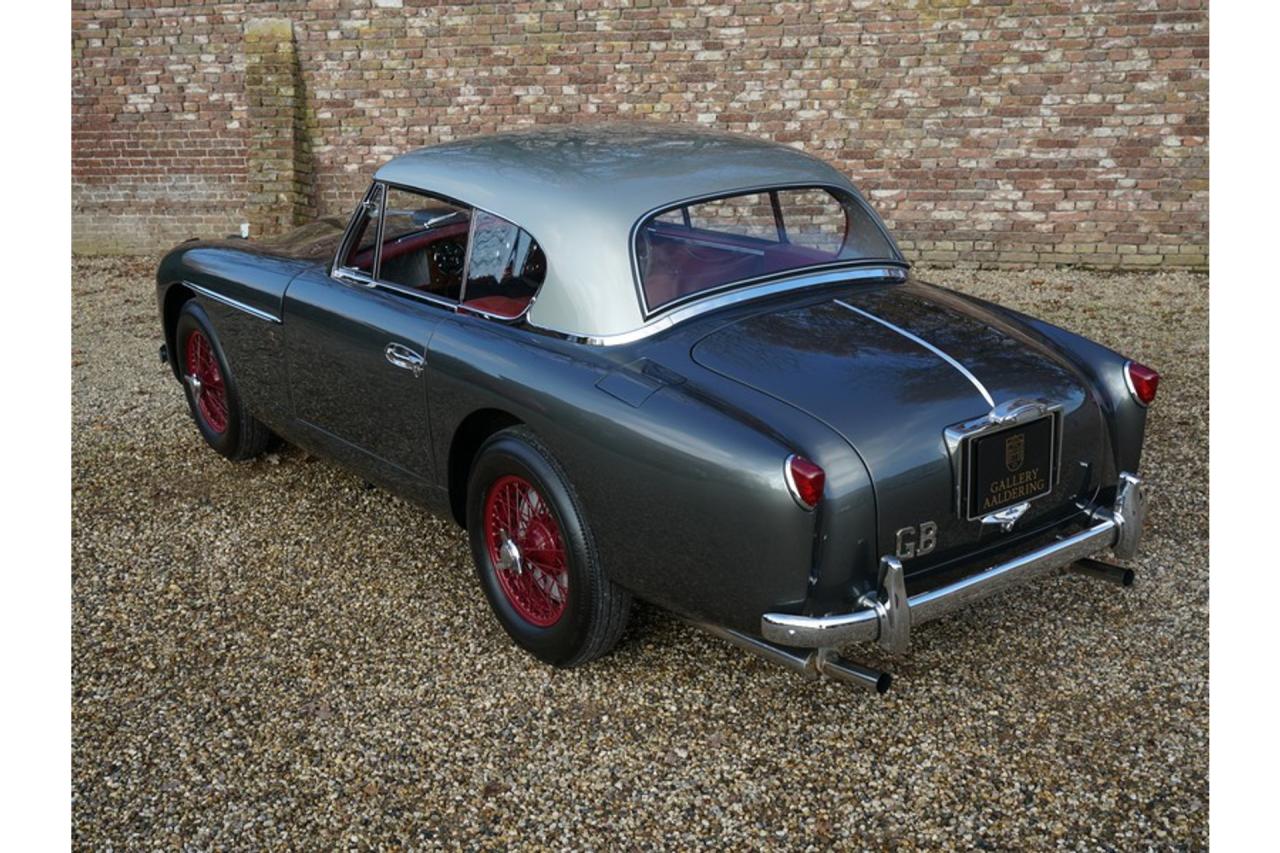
[628,181,907,320]
[331,182,383,281]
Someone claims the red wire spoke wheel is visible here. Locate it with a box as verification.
[183,329,229,434]
[172,301,272,461]
[483,474,569,627]
[466,426,631,666]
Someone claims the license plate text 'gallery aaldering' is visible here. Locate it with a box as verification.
[969,417,1055,516]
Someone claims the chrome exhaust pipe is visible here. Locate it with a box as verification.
[1068,557,1135,587]
[690,619,891,694]
[813,649,893,693]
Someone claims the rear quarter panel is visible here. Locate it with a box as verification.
[425,313,862,632]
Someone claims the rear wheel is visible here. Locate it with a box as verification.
[174,301,271,461]
[466,426,630,667]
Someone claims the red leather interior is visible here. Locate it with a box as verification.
[460,295,532,318]
[640,223,836,309]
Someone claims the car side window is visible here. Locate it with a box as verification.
[376,187,472,301]
[459,211,546,320]
[337,184,545,320]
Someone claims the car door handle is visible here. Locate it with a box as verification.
[384,342,425,377]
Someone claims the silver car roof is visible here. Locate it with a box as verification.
[374,123,884,339]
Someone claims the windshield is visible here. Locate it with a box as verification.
[635,186,901,312]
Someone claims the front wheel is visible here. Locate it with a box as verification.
[174,301,272,461]
[466,426,630,667]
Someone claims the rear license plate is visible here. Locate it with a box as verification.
[965,416,1056,520]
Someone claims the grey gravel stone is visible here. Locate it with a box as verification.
[72,256,1208,848]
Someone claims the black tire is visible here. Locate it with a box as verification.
[174,301,272,461]
[466,426,631,667]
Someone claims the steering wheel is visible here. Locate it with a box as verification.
[432,240,466,276]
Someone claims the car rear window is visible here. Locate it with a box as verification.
[635,186,898,312]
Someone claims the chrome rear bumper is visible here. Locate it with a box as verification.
[761,473,1147,654]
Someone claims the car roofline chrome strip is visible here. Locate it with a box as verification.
[184,281,281,324]
[834,298,995,407]
[528,266,908,346]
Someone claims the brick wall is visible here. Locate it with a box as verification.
[72,0,1208,269]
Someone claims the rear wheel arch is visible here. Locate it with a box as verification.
[447,408,524,526]
[465,423,631,666]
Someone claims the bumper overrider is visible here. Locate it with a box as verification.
[761,473,1148,655]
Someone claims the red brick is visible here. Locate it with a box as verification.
[71,0,1208,268]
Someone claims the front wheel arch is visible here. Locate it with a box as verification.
[161,281,196,381]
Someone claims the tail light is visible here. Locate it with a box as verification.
[785,455,825,510]
[1126,361,1160,407]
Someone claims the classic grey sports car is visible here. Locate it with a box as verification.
[155,125,1158,692]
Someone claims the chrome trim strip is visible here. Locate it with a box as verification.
[185,281,281,324]
[333,265,537,324]
[760,473,1145,652]
[332,267,459,310]
[530,266,907,346]
[834,299,995,408]
[457,299,535,324]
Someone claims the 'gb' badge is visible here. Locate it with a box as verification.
[895,521,938,559]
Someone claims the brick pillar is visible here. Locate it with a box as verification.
[244,18,311,237]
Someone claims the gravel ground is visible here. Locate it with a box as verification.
[72,255,1208,849]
